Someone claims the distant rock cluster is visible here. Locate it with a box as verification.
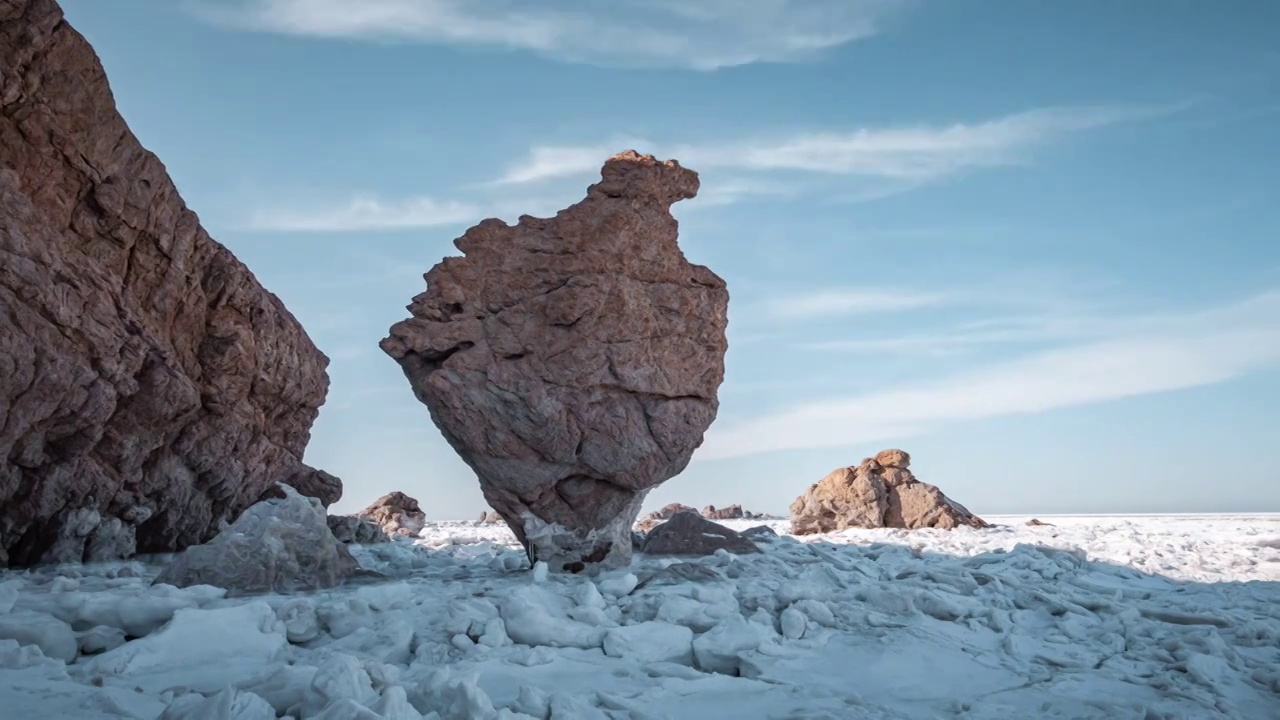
[0,0,337,567]
[382,151,729,573]
[635,503,773,531]
[790,449,987,534]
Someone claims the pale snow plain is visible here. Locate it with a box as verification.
[0,514,1277,719]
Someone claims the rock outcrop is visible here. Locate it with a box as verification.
[790,450,987,534]
[640,511,759,557]
[327,515,388,544]
[382,151,728,572]
[0,0,335,566]
[155,485,357,596]
[352,492,426,538]
[636,502,771,530]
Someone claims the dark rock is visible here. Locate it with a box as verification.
[641,511,759,556]
[740,525,778,541]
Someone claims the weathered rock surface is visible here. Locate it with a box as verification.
[382,151,728,572]
[0,0,335,566]
[790,450,987,534]
[327,515,388,544]
[641,511,759,556]
[353,491,426,538]
[155,485,357,596]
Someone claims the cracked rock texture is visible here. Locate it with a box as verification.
[790,450,988,534]
[382,151,728,572]
[352,491,426,538]
[0,0,336,566]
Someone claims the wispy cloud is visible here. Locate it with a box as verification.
[699,291,1280,460]
[246,195,479,232]
[765,289,947,321]
[492,104,1177,188]
[194,0,904,70]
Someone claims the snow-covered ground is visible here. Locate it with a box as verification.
[1,514,1278,719]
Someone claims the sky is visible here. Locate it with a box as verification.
[58,0,1280,518]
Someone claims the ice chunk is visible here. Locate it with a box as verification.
[154,485,357,596]
[780,606,807,640]
[0,610,78,661]
[79,625,127,655]
[310,698,382,719]
[692,614,773,675]
[0,578,20,613]
[603,621,695,665]
[596,572,638,598]
[374,685,426,720]
[159,687,276,720]
[277,597,320,643]
[239,664,318,716]
[300,654,378,718]
[86,601,288,693]
[574,580,606,609]
[499,586,605,649]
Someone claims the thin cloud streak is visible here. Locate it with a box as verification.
[492,104,1176,187]
[246,195,479,232]
[766,289,947,320]
[195,0,904,70]
[698,291,1280,461]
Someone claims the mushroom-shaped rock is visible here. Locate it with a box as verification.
[381,152,728,572]
[790,450,987,534]
[641,511,759,556]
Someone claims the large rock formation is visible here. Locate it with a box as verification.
[382,151,728,572]
[790,450,987,534]
[0,0,336,566]
[155,485,357,597]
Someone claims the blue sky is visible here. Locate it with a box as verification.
[60,0,1280,517]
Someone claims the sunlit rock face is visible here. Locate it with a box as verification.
[382,151,728,572]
